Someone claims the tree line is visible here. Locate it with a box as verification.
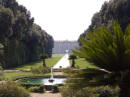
[79,0,130,44]
[0,0,54,68]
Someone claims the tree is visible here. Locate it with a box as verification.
[69,54,77,68]
[0,0,54,68]
[79,0,130,45]
[40,54,48,67]
[68,21,130,97]
[0,5,14,41]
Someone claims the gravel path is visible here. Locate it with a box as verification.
[53,54,70,69]
[31,93,62,97]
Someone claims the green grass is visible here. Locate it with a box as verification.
[3,54,64,80]
[15,54,64,70]
[3,71,51,80]
[70,57,97,68]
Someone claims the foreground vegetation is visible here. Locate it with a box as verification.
[0,82,30,97]
[61,85,119,97]
[69,22,130,97]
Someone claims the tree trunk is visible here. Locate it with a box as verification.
[43,59,46,67]
[71,59,75,68]
[119,84,130,97]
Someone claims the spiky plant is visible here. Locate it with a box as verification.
[67,21,130,97]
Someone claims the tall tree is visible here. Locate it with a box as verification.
[79,0,130,45]
[0,0,54,68]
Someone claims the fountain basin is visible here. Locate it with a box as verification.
[17,76,66,86]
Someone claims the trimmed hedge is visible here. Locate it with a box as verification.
[28,85,44,93]
[52,85,59,93]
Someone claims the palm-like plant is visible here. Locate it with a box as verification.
[40,54,48,67]
[67,21,130,97]
[69,54,77,68]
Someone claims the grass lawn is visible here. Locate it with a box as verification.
[3,71,51,80]
[2,54,64,80]
[15,54,64,70]
[70,57,97,68]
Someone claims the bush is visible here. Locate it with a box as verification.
[96,86,119,97]
[28,85,44,93]
[31,66,49,74]
[0,81,30,97]
[52,85,59,93]
[60,85,98,97]
[61,85,119,97]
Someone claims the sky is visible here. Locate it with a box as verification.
[17,0,108,41]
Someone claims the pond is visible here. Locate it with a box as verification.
[18,77,66,85]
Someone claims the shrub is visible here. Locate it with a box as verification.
[0,81,30,97]
[60,85,98,97]
[28,85,44,93]
[31,66,49,74]
[61,85,119,97]
[52,85,59,93]
[96,86,119,97]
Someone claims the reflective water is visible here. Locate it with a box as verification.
[20,78,66,85]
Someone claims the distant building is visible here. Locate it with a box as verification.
[52,40,79,54]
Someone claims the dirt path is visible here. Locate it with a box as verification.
[31,93,62,97]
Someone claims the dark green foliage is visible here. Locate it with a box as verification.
[0,81,30,97]
[71,22,130,97]
[61,85,119,97]
[69,54,77,68]
[79,0,130,44]
[61,85,98,97]
[0,0,54,68]
[0,5,14,40]
[52,85,59,93]
[96,86,119,97]
[28,85,44,93]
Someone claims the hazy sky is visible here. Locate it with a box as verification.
[17,0,108,41]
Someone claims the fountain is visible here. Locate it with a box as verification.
[17,66,66,86]
[48,67,54,83]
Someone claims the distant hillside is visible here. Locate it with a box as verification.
[52,41,79,54]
